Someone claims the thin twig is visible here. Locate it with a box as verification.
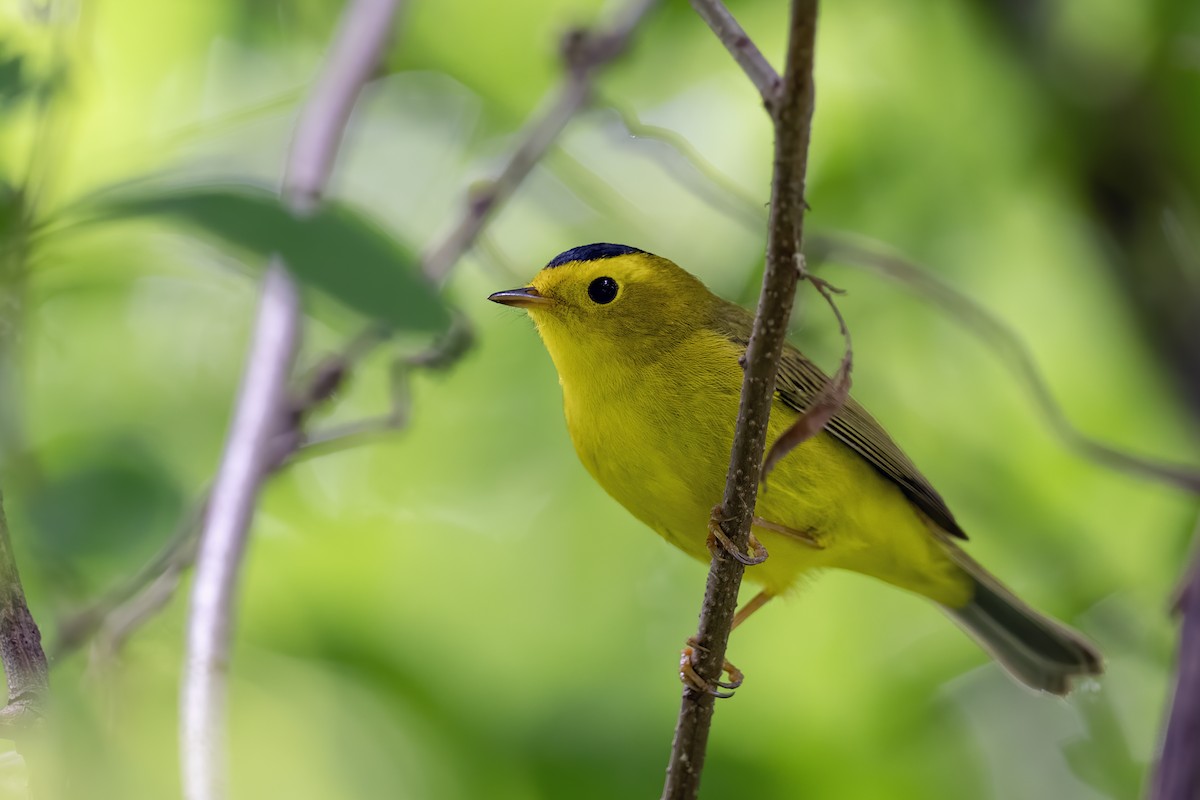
[421,0,660,284]
[0,486,49,735]
[598,99,767,230]
[762,273,852,479]
[687,0,781,106]
[180,2,402,799]
[808,233,1200,494]
[52,495,208,658]
[662,2,819,797]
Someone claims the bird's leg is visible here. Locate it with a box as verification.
[707,506,769,565]
[732,590,773,630]
[678,591,774,697]
[753,516,824,549]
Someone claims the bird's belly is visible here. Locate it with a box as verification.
[564,384,965,601]
[567,391,728,564]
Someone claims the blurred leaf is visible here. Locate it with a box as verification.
[1061,693,1146,800]
[26,439,184,597]
[0,49,27,109]
[93,184,450,332]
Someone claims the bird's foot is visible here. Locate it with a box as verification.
[679,637,744,699]
[707,507,769,565]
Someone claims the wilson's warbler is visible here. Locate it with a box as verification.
[489,243,1102,694]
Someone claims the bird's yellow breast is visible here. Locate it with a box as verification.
[556,326,969,605]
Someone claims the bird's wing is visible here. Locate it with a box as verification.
[773,345,967,539]
[710,301,966,538]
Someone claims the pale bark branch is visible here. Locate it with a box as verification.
[662,1,819,797]
[182,261,301,800]
[180,2,403,799]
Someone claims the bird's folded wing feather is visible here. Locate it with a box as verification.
[711,301,966,539]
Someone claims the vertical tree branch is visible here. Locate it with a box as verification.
[180,2,403,799]
[1151,515,1200,800]
[0,486,48,734]
[662,1,818,798]
[181,263,300,800]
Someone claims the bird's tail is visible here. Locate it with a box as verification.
[939,547,1103,695]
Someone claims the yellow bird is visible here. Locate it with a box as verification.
[489,243,1102,695]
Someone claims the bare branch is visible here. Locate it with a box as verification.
[0,487,48,735]
[808,233,1200,494]
[663,2,818,797]
[285,0,399,213]
[181,2,403,798]
[1152,513,1200,800]
[182,261,302,800]
[421,0,660,283]
[52,495,207,658]
[687,0,781,106]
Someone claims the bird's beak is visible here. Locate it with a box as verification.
[487,287,554,309]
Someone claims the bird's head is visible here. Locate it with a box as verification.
[488,244,715,375]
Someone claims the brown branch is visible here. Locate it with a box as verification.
[0,486,48,735]
[421,0,660,283]
[687,0,781,106]
[662,1,818,798]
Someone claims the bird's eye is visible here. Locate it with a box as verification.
[587,276,619,304]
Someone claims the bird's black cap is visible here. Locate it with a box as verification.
[544,243,645,269]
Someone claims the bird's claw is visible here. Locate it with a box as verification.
[707,507,769,566]
[679,638,745,698]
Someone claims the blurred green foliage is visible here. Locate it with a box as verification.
[0,0,1197,798]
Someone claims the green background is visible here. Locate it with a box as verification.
[0,0,1197,797]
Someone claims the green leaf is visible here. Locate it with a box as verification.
[0,49,27,109]
[94,183,449,332]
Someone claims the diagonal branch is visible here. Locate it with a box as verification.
[688,0,781,106]
[808,233,1200,494]
[421,0,660,283]
[180,2,403,799]
[662,1,819,798]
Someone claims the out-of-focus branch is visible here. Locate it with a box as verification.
[52,495,207,659]
[182,262,300,800]
[0,486,48,735]
[688,0,781,106]
[662,1,818,798]
[421,0,660,283]
[1154,513,1200,800]
[180,2,402,799]
[808,233,1200,495]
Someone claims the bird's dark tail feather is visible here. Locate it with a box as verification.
[940,550,1103,696]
